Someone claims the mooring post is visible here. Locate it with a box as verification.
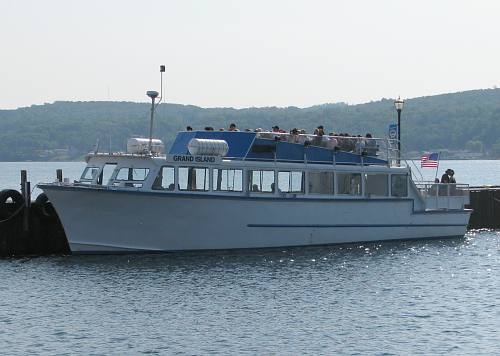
[25,181,31,209]
[21,170,31,233]
[20,170,27,200]
[56,169,63,182]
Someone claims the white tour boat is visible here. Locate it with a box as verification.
[38,76,471,254]
[38,129,471,254]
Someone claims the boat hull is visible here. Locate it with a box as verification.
[41,186,471,254]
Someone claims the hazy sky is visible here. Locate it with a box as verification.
[1,0,499,109]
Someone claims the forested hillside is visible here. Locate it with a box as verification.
[1,88,499,161]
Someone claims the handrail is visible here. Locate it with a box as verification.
[415,182,469,196]
[254,132,400,165]
[407,159,424,182]
[414,182,469,209]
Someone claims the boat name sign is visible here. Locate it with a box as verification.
[167,154,222,164]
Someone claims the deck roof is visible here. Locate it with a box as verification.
[169,131,388,166]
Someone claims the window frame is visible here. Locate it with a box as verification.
[80,166,100,183]
[114,167,150,182]
[308,171,335,195]
[178,166,210,192]
[248,169,275,193]
[152,165,176,191]
[213,168,243,192]
[364,173,389,197]
[277,170,305,194]
[97,163,117,185]
[111,167,151,188]
[336,172,362,196]
[391,174,408,197]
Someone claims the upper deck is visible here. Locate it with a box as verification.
[40,129,469,212]
[169,131,396,166]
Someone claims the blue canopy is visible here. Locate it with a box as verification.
[169,131,388,166]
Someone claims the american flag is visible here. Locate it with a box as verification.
[421,152,439,168]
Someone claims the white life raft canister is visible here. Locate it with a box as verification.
[187,138,229,156]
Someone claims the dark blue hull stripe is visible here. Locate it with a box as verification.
[247,223,466,228]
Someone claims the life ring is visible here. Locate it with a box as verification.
[35,193,57,219]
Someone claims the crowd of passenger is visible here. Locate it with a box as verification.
[185,124,379,155]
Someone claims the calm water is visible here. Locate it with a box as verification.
[0,161,499,354]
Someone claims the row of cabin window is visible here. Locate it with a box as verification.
[152,166,408,197]
[82,165,150,187]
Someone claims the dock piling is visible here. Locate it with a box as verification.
[20,170,27,200]
[56,169,63,182]
[20,170,31,233]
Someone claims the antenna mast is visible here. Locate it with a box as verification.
[147,65,166,154]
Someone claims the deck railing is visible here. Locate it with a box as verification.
[254,132,399,165]
[415,182,470,210]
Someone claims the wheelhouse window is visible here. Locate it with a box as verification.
[278,171,304,193]
[113,168,150,188]
[80,166,99,182]
[152,166,175,191]
[115,168,149,181]
[337,173,362,195]
[248,170,275,193]
[308,171,334,195]
[365,174,388,196]
[213,169,243,192]
[97,163,117,185]
[179,167,210,191]
[391,174,408,197]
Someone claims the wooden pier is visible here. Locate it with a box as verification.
[0,170,499,256]
[466,186,500,229]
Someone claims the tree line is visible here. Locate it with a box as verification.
[1,88,499,161]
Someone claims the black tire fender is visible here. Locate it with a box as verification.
[0,189,24,220]
[0,189,24,208]
[35,193,57,219]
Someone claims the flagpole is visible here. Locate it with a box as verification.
[434,151,441,181]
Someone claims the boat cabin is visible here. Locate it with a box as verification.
[74,131,469,211]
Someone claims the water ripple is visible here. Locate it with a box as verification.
[0,232,499,354]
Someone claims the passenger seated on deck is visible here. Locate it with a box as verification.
[288,128,300,143]
[337,133,346,151]
[345,134,356,152]
[168,183,175,191]
[441,170,451,184]
[298,129,308,144]
[326,133,338,150]
[354,135,365,154]
[312,127,324,147]
[439,169,451,195]
[271,126,282,140]
[449,169,456,183]
[252,184,260,192]
[363,133,378,156]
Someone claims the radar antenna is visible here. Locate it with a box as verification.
[147,65,166,154]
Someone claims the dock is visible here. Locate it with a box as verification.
[467,186,500,229]
[0,170,69,256]
[0,170,498,256]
